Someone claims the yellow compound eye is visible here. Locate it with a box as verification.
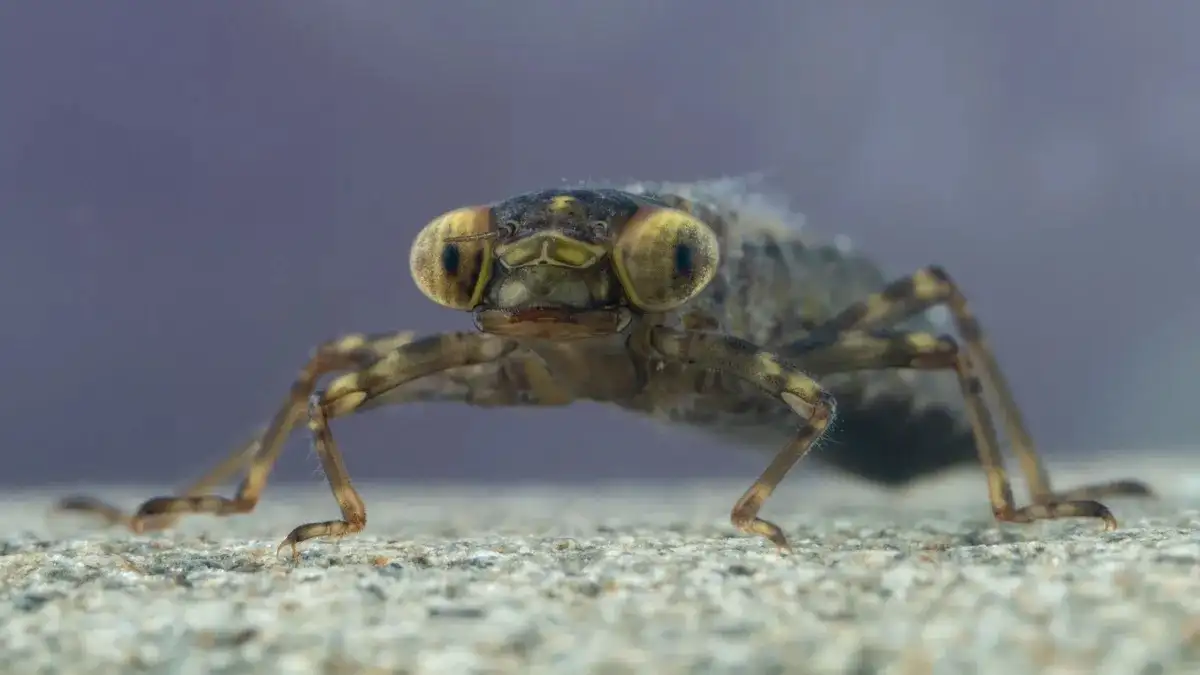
[612,205,720,312]
[408,206,495,310]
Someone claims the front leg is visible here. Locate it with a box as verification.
[649,326,836,552]
[274,349,590,558]
[269,346,573,559]
[57,331,420,532]
[59,331,518,544]
[797,265,1153,510]
[272,391,367,560]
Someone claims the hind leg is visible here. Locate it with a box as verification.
[785,266,1152,523]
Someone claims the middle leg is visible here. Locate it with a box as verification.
[272,391,368,560]
[649,326,837,552]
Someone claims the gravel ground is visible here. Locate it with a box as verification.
[2,460,1198,675]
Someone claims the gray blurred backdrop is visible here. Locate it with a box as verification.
[2,1,1198,489]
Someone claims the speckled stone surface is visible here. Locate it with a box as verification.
[2,460,1199,674]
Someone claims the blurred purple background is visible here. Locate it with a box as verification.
[2,1,1198,489]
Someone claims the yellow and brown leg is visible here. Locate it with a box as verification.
[649,326,837,552]
[273,351,584,559]
[60,340,570,535]
[351,350,576,411]
[796,266,1152,523]
[56,331,418,532]
[57,331,519,542]
[790,328,1120,527]
[270,391,368,560]
[56,433,264,532]
[128,331,517,543]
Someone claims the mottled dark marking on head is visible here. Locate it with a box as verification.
[489,188,645,243]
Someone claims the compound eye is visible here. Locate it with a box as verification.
[612,205,720,312]
[409,206,495,310]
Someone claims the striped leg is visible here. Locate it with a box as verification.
[792,266,1153,528]
[650,327,837,552]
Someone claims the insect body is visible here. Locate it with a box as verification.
[58,179,1153,556]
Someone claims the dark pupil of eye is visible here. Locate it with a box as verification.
[441,243,461,275]
[673,243,694,277]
